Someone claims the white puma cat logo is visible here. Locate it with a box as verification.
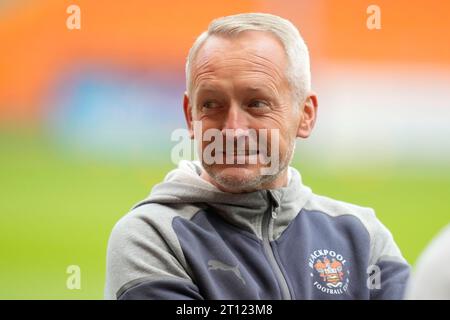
[207,260,246,285]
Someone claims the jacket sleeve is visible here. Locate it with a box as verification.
[104,207,203,300]
[367,212,411,300]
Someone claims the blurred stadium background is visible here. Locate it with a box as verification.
[0,0,449,299]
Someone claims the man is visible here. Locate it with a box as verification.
[105,13,410,300]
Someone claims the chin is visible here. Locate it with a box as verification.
[205,164,268,193]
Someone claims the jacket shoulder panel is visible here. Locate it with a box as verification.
[303,194,407,266]
[104,203,201,299]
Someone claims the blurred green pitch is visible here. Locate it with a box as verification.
[0,128,449,299]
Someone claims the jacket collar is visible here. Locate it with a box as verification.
[133,160,312,240]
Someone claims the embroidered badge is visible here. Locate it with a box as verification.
[308,249,350,295]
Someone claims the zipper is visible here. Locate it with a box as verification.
[261,190,292,300]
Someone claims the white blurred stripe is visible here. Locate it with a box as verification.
[300,63,450,164]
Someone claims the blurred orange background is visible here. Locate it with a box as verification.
[2,0,450,120]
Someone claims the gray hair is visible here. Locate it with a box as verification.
[185,13,311,104]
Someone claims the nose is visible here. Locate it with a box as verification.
[221,103,249,135]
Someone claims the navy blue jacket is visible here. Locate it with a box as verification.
[105,161,410,299]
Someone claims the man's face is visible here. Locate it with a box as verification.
[185,31,306,192]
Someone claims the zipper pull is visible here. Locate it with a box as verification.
[271,210,278,219]
[268,191,280,219]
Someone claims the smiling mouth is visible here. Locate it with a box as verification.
[219,150,259,156]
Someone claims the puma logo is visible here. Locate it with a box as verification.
[207,260,246,285]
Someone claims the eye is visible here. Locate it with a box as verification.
[248,100,270,108]
[202,101,221,109]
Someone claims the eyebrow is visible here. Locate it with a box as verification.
[241,85,278,98]
[196,87,220,94]
[194,82,278,103]
[195,84,224,93]
[245,86,271,93]
[197,85,273,94]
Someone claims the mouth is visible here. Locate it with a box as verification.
[218,150,259,156]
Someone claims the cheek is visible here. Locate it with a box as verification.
[257,113,294,141]
[261,104,293,125]
[196,124,221,150]
[263,122,296,156]
[275,134,291,156]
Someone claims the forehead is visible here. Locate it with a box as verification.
[191,31,288,89]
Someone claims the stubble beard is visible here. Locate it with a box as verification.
[202,138,296,193]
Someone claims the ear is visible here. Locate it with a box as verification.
[183,92,195,139]
[296,93,318,139]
